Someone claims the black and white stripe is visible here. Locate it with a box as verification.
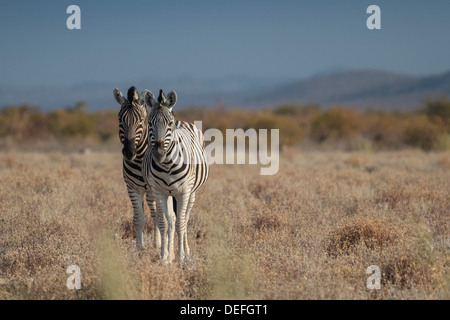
[113,86,160,249]
[142,89,209,263]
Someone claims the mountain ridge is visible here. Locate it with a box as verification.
[1,69,450,111]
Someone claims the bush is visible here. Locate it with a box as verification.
[423,97,450,131]
[327,216,401,257]
[93,111,118,142]
[363,111,407,150]
[310,107,362,142]
[403,116,444,151]
[48,108,95,139]
[0,105,49,140]
[273,104,298,116]
[3,96,450,151]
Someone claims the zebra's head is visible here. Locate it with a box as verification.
[114,86,151,161]
[145,89,177,162]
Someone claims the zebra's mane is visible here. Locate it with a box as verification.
[119,86,145,113]
[154,90,175,118]
[157,89,165,104]
[127,86,139,104]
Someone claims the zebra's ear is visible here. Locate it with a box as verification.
[166,91,177,110]
[144,90,157,109]
[138,89,150,106]
[113,88,126,105]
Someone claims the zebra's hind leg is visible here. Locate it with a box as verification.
[183,192,196,263]
[146,192,161,251]
[129,190,145,249]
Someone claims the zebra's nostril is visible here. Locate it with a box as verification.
[155,140,164,149]
[123,148,133,158]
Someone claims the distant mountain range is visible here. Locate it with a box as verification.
[243,70,450,110]
[1,69,450,111]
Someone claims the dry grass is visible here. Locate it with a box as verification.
[0,147,449,299]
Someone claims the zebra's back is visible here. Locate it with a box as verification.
[176,120,209,193]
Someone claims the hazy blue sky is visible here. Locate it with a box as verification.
[1,0,450,86]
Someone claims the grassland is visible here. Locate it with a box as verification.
[0,146,448,300]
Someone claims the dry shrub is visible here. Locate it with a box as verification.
[3,97,450,151]
[403,116,444,151]
[311,107,362,142]
[249,177,289,208]
[424,96,450,131]
[376,184,410,209]
[0,150,448,299]
[120,217,153,240]
[345,153,368,168]
[437,152,450,169]
[0,105,49,141]
[251,211,282,235]
[327,215,401,257]
[363,111,406,150]
[326,215,436,290]
[381,247,423,289]
[97,230,207,300]
[250,181,274,206]
[250,111,304,146]
[138,262,206,299]
[206,245,256,300]
[120,220,135,239]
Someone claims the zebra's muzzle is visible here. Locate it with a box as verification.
[152,142,165,162]
[123,139,137,161]
[154,139,164,150]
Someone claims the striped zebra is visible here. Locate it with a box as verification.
[113,86,161,249]
[142,89,209,263]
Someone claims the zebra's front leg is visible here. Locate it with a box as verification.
[156,207,168,261]
[166,196,176,263]
[154,190,175,262]
[146,193,161,251]
[129,190,145,249]
[175,193,191,264]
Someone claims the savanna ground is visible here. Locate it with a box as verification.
[0,146,448,300]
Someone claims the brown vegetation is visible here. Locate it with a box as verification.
[0,149,448,299]
[0,97,449,299]
[1,96,450,151]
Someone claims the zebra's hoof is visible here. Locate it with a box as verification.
[135,244,145,252]
[180,255,194,267]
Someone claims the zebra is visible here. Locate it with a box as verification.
[113,86,161,249]
[142,89,209,264]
